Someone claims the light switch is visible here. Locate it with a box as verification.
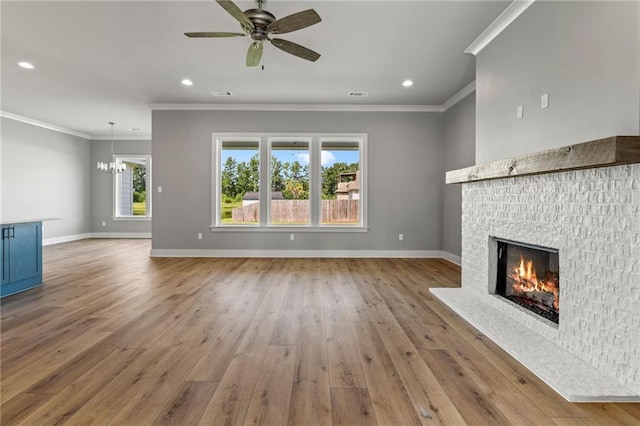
[516,105,524,119]
[541,93,549,109]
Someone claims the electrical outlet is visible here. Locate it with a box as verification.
[290,234,295,241]
[197,233,203,240]
[541,93,549,109]
[399,234,404,241]
[158,186,163,193]
[516,105,524,119]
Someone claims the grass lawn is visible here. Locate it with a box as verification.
[221,201,243,223]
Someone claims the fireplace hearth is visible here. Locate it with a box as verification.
[495,239,559,324]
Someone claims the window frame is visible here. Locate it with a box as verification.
[112,154,152,220]
[212,132,367,232]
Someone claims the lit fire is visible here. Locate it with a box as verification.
[509,256,559,312]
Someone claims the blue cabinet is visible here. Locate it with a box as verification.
[1,222,43,297]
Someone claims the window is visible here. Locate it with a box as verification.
[219,139,260,224]
[213,133,366,231]
[321,140,360,225]
[270,139,310,225]
[114,155,151,218]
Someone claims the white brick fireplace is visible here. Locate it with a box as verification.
[432,137,640,402]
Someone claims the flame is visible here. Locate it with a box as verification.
[509,255,559,312]
[516,257,538,288]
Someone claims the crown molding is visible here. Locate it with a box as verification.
[1,110,91,139]
[148,103,444,112]
[465,0,535,56]
[441,81,476,111]
[91,136,152,141]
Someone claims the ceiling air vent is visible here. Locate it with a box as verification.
[211,91,233,97]
[348,92,368,97]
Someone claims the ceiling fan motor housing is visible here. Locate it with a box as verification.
[245,8,275,41]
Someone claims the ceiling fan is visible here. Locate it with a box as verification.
[185,0,322,67]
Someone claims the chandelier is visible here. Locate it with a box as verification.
[97,122,126,173]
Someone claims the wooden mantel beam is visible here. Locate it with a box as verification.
[446,136,640,184]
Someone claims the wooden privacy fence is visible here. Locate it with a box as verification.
[232,200,359,223]
[321,199,359,224]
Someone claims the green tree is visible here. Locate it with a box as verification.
[236,154,260,194]
[131,163,146,202]
[289,160,305,182]
[283,180,307,200]
[248,154,260,192]
[271,156,285,192]
[279,160,309,199]
[236,162,250,194]
[221,157,238,198]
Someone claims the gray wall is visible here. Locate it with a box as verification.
[476,1,640,163]
[1,117,91,240]
[442,94,476,258]
[152,110,444,252]
[90,139,152,234]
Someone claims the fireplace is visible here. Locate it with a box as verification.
[495,239,560,324]
[433,136,640,399]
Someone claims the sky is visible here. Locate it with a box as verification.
[221,148,359,167]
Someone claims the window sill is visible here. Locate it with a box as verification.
[112,217,152,222]
[209,225,368,233]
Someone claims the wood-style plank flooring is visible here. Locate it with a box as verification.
[1,239,639,425]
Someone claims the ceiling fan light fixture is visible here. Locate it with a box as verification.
[402,80,414,87]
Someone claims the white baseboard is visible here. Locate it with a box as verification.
[91,232,152,239]
[41,237,458,261]
[43,233,91,246]
[43,232,152,246]
[441,251,461,266]
[149,249,444,258]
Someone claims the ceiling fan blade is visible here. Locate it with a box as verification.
[185,32,246,38]
[270,38,320,62]
[267,9,321,34]
[216,0,254,30]
[246,42,263,67]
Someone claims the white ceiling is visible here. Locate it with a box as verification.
[1,1,509,139]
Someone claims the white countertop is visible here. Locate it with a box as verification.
[0,218,62,225]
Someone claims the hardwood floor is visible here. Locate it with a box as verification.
[1,239,639,425]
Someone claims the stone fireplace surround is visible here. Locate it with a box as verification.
[431,136,640,402]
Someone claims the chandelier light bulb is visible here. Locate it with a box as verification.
[97,122,126,174]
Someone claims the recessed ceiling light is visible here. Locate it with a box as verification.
[18,62,35,69]
[402,80,414,87]
[129,128,142,131]
[348,92,368,97]
[211,91,233,97]
[181,79,193,86]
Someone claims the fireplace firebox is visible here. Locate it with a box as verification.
[496,239,560,324]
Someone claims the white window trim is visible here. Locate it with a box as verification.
[113,154,152,219]
[212,132,367,232]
